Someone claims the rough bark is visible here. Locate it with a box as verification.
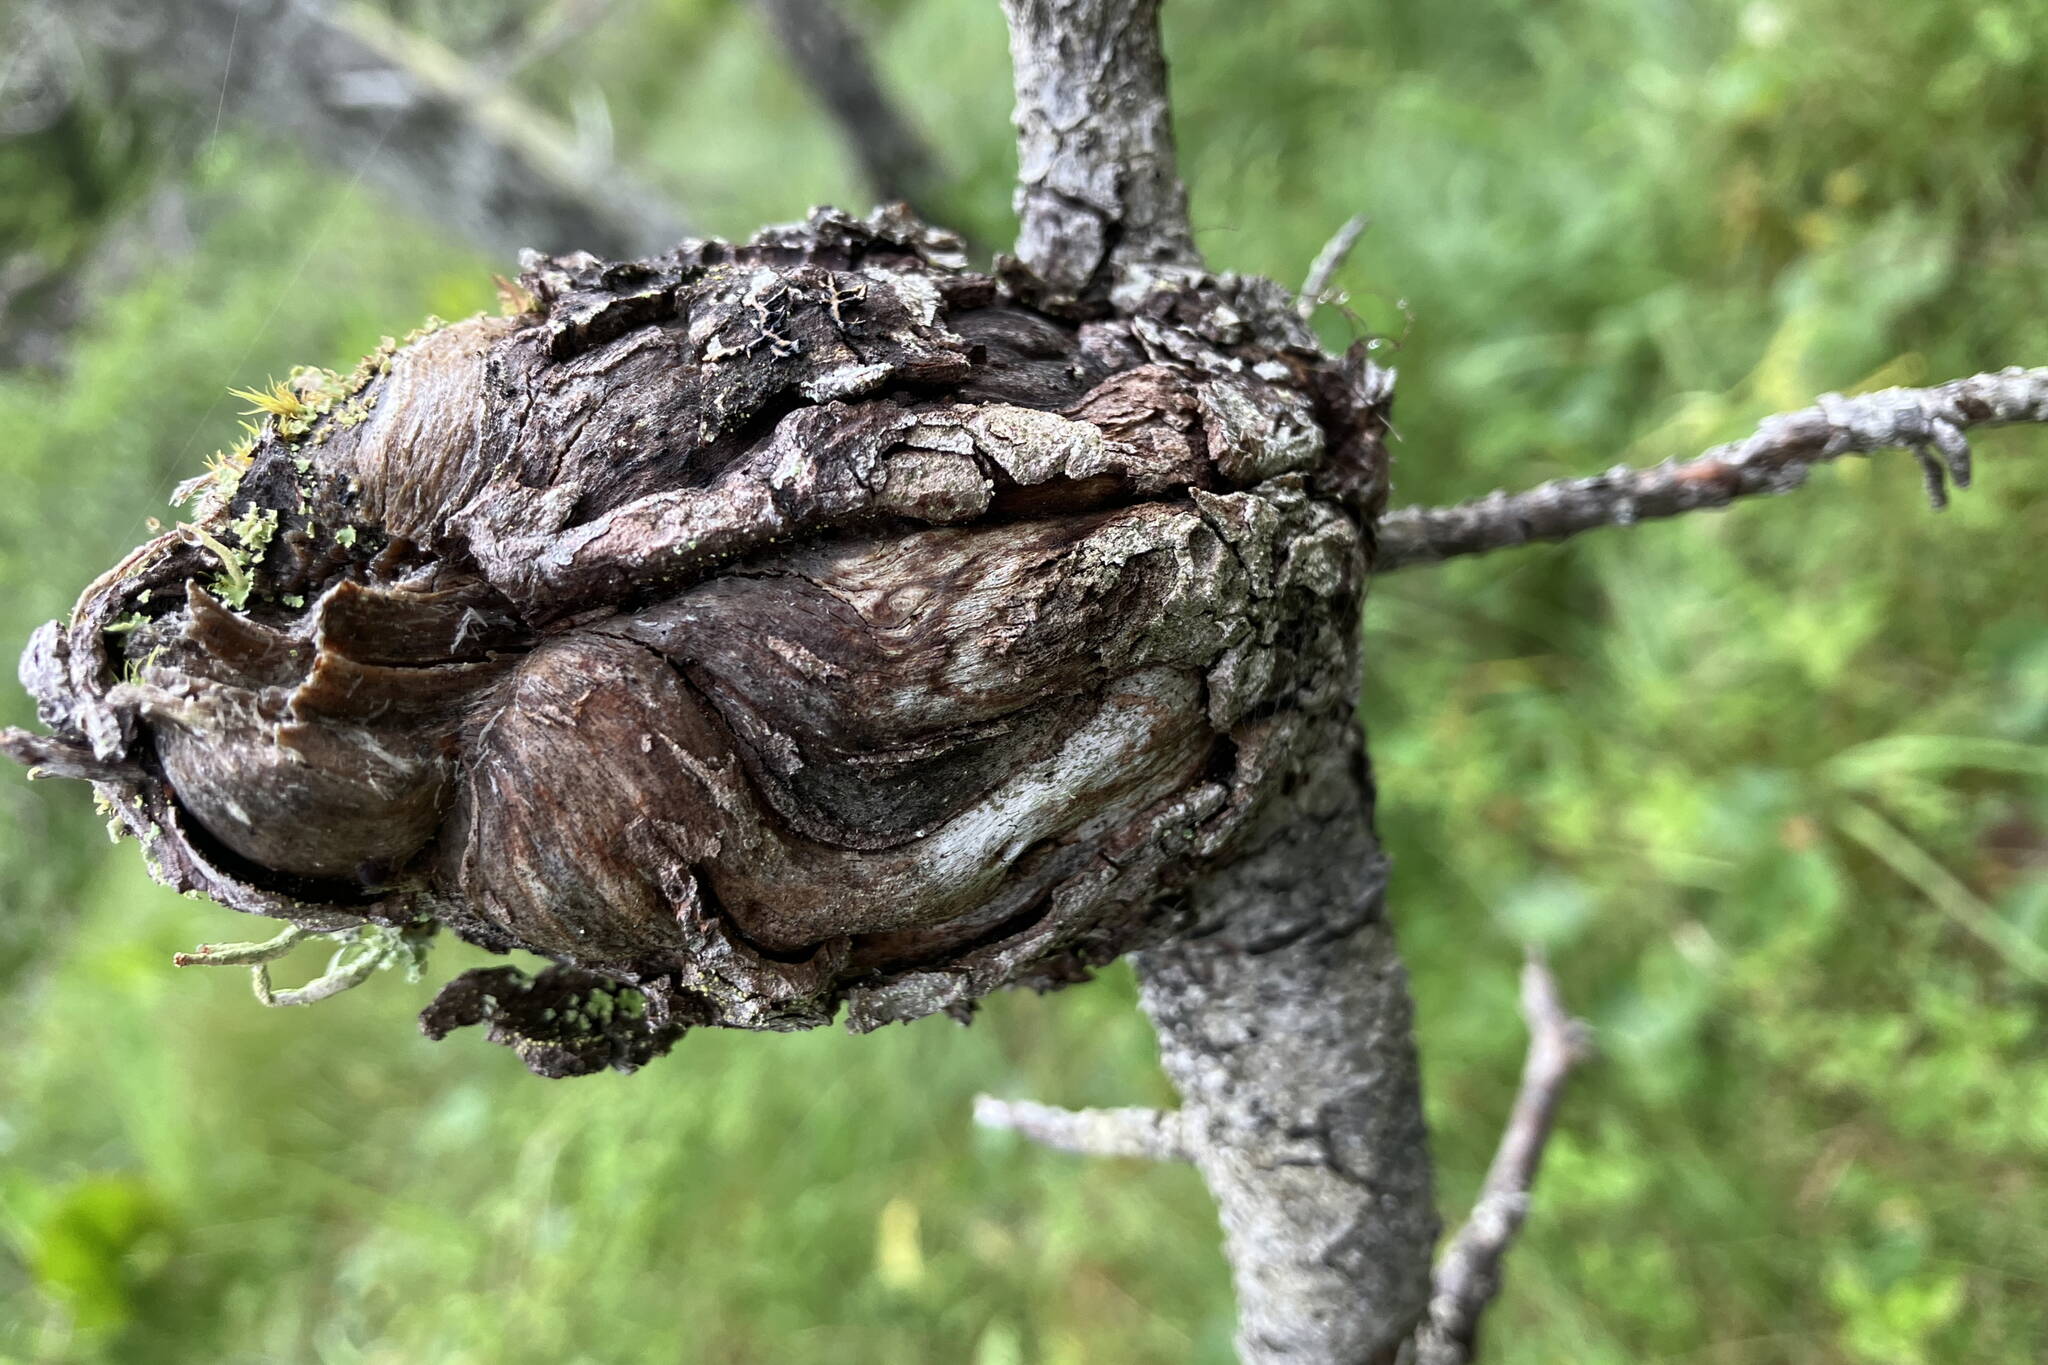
[1377,367,2048,571]
[2,207,1397,1090]
[0,3,1469,1359]
[750,0,940,211]
[55,0,688,260]
[1136,748,1439,1365]
[1001,0,1200,301]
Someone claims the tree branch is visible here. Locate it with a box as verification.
[1376,367,2048,572]
[749,0,939,212]
[973,1096,1191,1161]
[60,0,689,260]
[1000,0,1200,299]
[1410,953,1593,1365]
[1134,732,1440,1365]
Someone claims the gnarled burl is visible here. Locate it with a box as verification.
[4,207,1396,1076]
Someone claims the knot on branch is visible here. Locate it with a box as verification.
[6,207,1395,1075]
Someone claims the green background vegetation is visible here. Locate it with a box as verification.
[2,0,2045,1360]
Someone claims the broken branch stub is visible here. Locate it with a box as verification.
[4,207,1395,1077]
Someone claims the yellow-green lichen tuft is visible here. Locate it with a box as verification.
[181,504,277,611]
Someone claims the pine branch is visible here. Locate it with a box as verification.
[1000,0,1200,299]
[58,0,689,260]
[1135,811,1439,1365]
[749,0,940,212]
[1377,367,2048,572]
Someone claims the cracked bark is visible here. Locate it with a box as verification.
[1002,0,1200,301]
[2,204,1398,1074]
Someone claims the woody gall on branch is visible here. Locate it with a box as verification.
[5,1,2043,1360]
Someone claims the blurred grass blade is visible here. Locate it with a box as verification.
[1835,801,2048,983]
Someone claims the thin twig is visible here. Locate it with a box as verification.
[1411,951,1592,1365]
[749,0,938,211]
[1296,213,1370,320]
[973,1095,1192,1161]
[1376,367,2048,572]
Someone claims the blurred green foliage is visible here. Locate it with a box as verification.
[1,0,2044,1361]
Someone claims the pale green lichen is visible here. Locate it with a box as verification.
[120,643,166,688]
[93,790,123,844]
[175,921,435,1008]
[182,504,281,609]
[181,523,253,609]
[228,502,279,557]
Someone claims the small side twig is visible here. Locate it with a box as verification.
[1411,951,1593,1365]
[972,1095,1191,1162]
[1377,366,2048,572]
[1296,213,1370,320]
